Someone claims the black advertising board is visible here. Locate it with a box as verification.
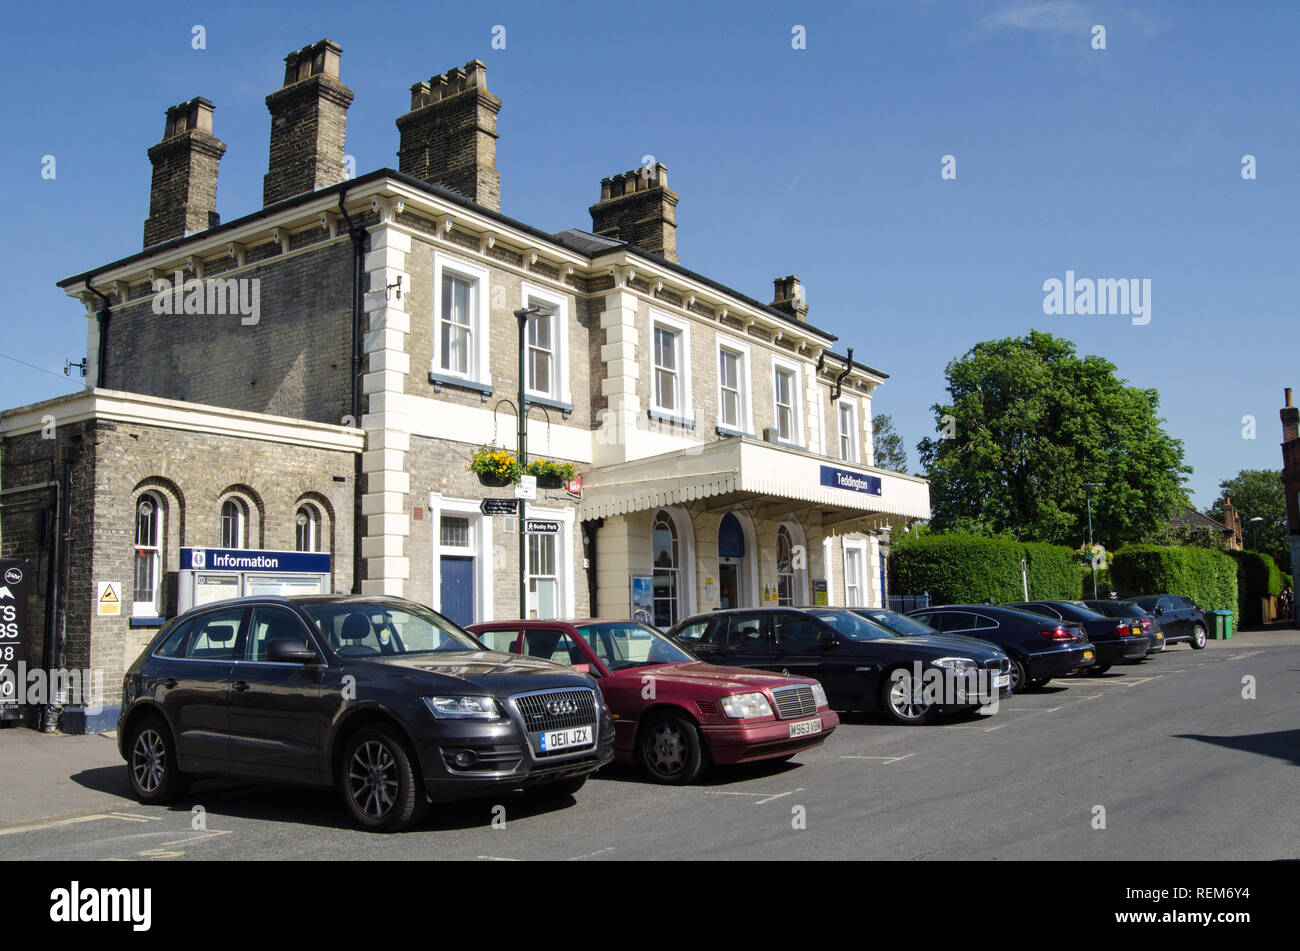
[0,559,30,721]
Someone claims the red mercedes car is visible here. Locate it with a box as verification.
[466,619,838,784]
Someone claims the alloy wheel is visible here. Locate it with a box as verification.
[347,740,399,820]
[647,722,687,775]
[888,674,932,720]
[131,729,166,794]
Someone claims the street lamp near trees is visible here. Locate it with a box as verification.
[1249,515,1264,551]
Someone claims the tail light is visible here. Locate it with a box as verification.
[1114,620,1129,634]
[1140,618,1151,632]
[1040,626,1074,641]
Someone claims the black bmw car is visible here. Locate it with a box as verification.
[1007,601,1149,675]
[1083,600,1165,656]
[906,604,1097,691]
[118,594,615,831]
[666,607,1011,725]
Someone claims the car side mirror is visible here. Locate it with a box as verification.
[818,630,837,648]
[1154,607,1164,616]
[266,638,318,664]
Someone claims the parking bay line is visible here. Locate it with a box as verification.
[840,752,915,763]
[702,787,804,805]
[0,812,162,838]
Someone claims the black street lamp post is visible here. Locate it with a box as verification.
[514,306,548,619]
[1084,482,1103,599]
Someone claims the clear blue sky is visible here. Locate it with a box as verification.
[2,0,1295,511]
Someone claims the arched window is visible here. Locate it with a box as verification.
[777,526,795,606]
[295,505,319,553]
[652,511,680,628]
[221,499,247,549]
[133,494,162,616]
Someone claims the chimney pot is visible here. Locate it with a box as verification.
[770,275,809,322]
[263,39,354,206]
[396,61,502,211]
[144,97,227,248]
[589,163,679,262]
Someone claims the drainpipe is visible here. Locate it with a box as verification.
[830,348,854,402]
[337,189,367,594]
[583,518,604,615]
[86,279,111,388]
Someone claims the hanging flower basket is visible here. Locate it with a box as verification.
[468,444,523,487]
[525,458,578,489]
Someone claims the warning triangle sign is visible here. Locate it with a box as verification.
[100,586,119,604]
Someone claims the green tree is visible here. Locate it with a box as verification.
[917,330,1190,547]
[1207,469,1287,566]
[871,413,908,473]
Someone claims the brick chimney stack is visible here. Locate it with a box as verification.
[589,164,679,263]
[263,39,354,205]
[143,98,226,248]
[1282,387,1300,545]
[771,276,809,323]
[397,61,502,211]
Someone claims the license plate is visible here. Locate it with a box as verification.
[1155,633,1163,639]
[1083,650,1094,660]
[789,718,822,738]
[995,674,1010,689]
[538,725,593,752]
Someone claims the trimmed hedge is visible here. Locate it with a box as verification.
[1228,550,1283,626]
[1230,550,1283,598]
[892,534,1081,604]
[1023,541,1084,600]
[1110,545,1238,627]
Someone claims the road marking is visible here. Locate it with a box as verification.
[702,786,804,804]
[161,830,232,848]
[840,752,914,764]
[0,812,157,837]
[477,855,522,861]
[566,847,615,860]
[136,848,185,860]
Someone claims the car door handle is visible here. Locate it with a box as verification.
[232,680,250,693]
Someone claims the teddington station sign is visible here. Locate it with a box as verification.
[819,465,882,496]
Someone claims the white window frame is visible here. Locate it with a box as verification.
[772,356,803,446]
[838,398,860,463]
[649,310,693,421]
[526,504,574,620]
[843,538,868,607]
[519,281,571,406]
[429,494,496,623]
[132,493,163,618]
[432,252,492,387]
[220,498,247,549]
[715,336,753,435]
[295,504,320,553]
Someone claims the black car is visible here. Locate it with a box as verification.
[1083,600,1165,656]
[666,607,1011,725]
[1123,595,1208,649]
[851,608,1006,655]
[117,594,616,831]
[1008,601,1149,675]
[906,604,1096,691]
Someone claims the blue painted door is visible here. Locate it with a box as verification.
[440,556,475,628]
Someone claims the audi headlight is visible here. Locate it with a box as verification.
[811,682,829,709]
[422,696,502,719]
[720,692,773,719]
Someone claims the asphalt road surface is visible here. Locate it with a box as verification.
[2,640,1296,861]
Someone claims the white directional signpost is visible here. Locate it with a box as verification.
[0,560,30,722]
